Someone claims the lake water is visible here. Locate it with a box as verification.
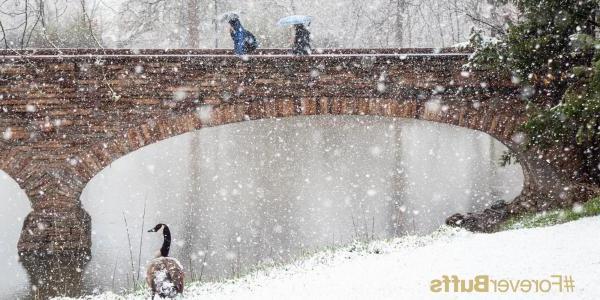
[0,116,523,299]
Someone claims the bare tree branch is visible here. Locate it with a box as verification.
[465,12,506,34]
[0,18,8,49]
[40,26,59,49]
[20,0,28,49]
[80,0,103,48]
[2,21,27,32]
[25,5,42,47]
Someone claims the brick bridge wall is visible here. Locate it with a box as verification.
[0,48,581,256]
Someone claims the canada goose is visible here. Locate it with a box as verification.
[146,223,184,298]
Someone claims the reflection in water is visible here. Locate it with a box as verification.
[0,116,523,298]
[20,255,88,299]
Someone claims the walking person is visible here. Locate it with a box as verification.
[293,24,311,55]
[277,15,313,55]
[226,14,258,55]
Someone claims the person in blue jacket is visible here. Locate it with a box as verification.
[228,17,258,55]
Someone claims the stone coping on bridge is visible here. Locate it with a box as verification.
[0,47,472,57]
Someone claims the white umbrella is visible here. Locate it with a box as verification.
[276,15,313,27]
[218,11,241,23]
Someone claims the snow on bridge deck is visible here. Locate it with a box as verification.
[0,47,472,55]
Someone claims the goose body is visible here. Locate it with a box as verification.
[146,257,184,298]
[146,224,184,298]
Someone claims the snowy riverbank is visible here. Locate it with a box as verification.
[57,216,600,300]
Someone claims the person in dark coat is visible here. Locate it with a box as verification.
[293,24,311,55]
[228,18,258,55]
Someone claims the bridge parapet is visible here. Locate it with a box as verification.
[0,47,472,56]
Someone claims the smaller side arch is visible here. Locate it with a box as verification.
[0,169,31,299]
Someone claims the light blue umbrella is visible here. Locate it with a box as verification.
[276,15,313,27]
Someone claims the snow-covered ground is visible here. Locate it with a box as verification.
[60,217,600,300]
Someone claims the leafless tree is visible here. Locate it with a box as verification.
[0,18,8,49]
[0,0,517,49]
[80,0,103,47]
[393,0,408,46]
[0,0,104,48]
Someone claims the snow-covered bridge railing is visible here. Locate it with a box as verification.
[0,47,470,56]
[0,48,582,257]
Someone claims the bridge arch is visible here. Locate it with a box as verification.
[73,96,527,186]
[16,97,567,255]
[77,115,524,288]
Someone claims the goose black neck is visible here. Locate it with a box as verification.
[160,225,171,257]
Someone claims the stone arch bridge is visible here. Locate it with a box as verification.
[0,48,585,257]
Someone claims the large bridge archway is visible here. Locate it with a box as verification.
[78,115,523,289]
